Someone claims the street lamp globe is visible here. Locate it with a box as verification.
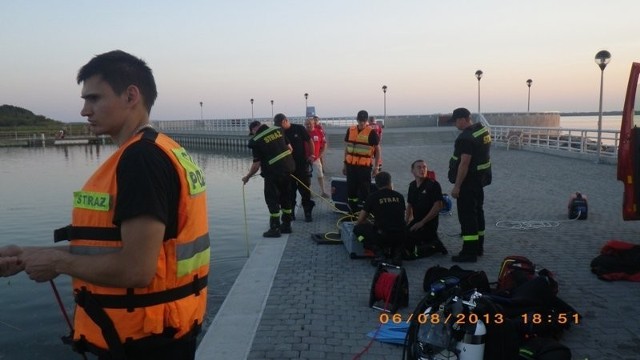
[475,70,483,113]
[382,85,388,122]
[594,50,611,70]
[594,50,611,163]
[526,79,533,112]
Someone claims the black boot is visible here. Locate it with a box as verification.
[280,211,292,234]
[303,200,315,223]
[391,247,403,267]
[370,247,385,267]
[451,241,478,263]
[435,239,448,255]
[263,217,281,238]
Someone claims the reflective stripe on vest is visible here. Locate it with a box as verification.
[268,149,293,165]
[345,126,374,167]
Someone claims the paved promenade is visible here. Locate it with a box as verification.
[198,132,640,359]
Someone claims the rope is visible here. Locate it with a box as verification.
[50,280,73,331]
[289,173,350,216]
[495,211,583,231]
[374,272,398,305]
[50,280,89,360]
[242,184,250,257]
[353,271,398,360]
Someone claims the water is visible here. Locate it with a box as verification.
[0,144,268,359]
[559,114,621,130]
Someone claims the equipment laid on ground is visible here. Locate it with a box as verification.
[404,258,580,360]
[568,192,588,219]
[330,176,376,213]
[591,239,640,281]
[340,221,374,259]
[369,263,409,313]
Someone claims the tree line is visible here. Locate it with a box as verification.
[0,104,62,127]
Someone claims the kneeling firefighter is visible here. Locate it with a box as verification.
[243,120,296,237]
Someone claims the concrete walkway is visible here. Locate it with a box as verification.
[198,136,640,359]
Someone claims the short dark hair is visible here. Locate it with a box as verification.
[273,113,287,126]
[374,171,391,188]
[411,159,426,170]
[357,110,368,122]
[77,50,157,113]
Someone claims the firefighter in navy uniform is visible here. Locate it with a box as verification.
[448,108,492,263]
[342,110,381,214]
[243,120,296,237]
[354,172,406,267]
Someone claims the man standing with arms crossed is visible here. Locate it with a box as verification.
[0,50,210,359]
[448,108,492,263]
[274,113,316,222]
[343,110,381,214]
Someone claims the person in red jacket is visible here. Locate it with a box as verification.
[305,117,329,198]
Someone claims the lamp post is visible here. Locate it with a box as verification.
[526,79,532,112]
[382,85,387,122]
[270,100,274,118]
[250,98,254,119]
[304,93,308,117]
[475,70,483,114]
[199,101,203,120]
[594,50,611,164]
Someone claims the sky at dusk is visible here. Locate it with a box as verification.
[1,1,638,122]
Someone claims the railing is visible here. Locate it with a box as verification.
[151,117,359,133]
[490,125,619,159]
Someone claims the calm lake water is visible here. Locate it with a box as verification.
[0,144,268,359]
[559,114,621,130]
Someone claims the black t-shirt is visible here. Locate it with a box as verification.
[113,135,180,240]
[284,123,311,166]
[407,178,443,223]
[363,188,406,233]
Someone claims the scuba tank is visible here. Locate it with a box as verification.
[454,320,486,360]
[452,291,486,360]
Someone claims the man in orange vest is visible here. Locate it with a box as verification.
[0,50,210,360]
[343,110,381,214]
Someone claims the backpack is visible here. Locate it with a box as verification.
[496,256,537,296]
[493,256,572,340]
[422,265,490,294]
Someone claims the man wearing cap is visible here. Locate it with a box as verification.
[343,110,381,214]
[274,113,316,222]
[447,108,492,262]
[243,120,295,237]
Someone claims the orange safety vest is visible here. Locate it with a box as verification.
[345,126,375,167]
[55,130,210,356]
